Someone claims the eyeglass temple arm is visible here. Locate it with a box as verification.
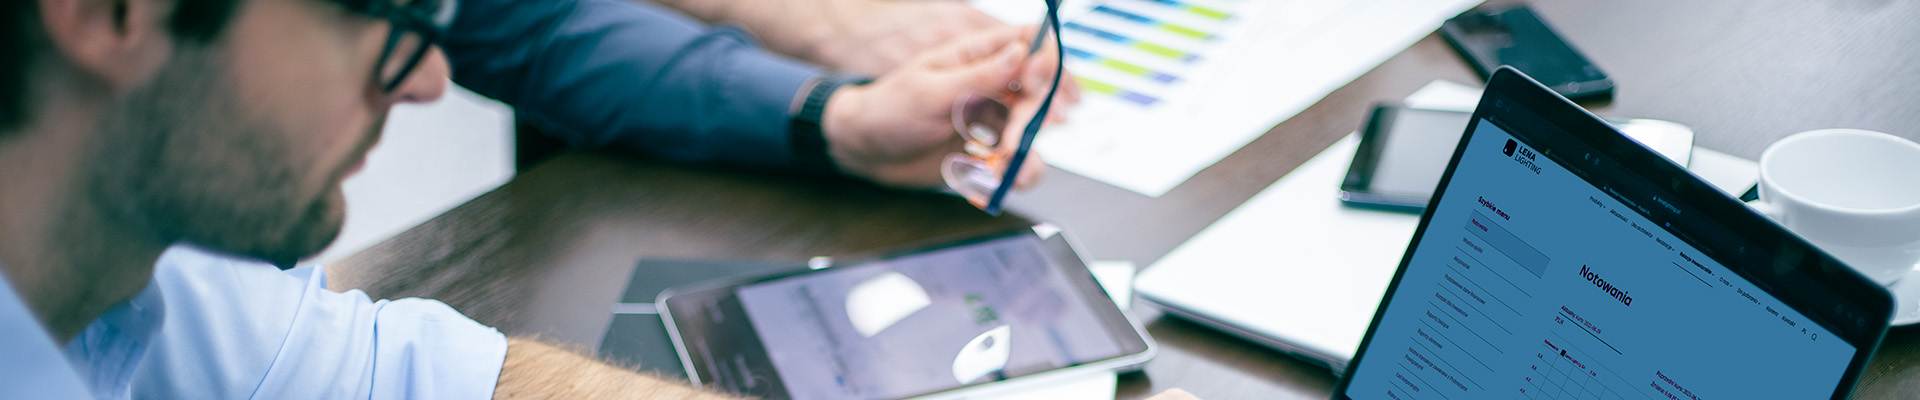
[982,0,1063,216]
[1027,4,1053,55]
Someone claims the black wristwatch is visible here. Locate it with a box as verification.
[789,74,871,174]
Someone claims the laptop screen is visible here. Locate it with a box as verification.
[1339,111,1858,398]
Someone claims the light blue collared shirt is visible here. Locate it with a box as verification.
[0,247,508,399]
[0,263,96,399]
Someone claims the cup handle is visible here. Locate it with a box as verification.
[1745,199,1784,220]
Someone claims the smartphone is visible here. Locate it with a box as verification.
[657,229,1156,400]
[1441,5,1613,101]
[1341,104,1694,212]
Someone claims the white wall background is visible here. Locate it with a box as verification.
[314,85,516,263]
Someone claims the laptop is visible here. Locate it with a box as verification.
[1133,81,1717,372]
[1331,67,1892,398]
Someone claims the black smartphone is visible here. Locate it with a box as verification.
[657,229,1156,400]
[1341,105,1477,212]
[1441,5,1613,101]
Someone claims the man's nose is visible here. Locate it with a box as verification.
[388,47,450,105]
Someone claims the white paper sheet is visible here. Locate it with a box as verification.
[972,0,1097,23]
[977,0,1484,196]
[1089,261,1138,310]
[1689,147,1760,196]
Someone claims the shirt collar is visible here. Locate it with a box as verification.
[0,265,96,398]
[63,275,165,400]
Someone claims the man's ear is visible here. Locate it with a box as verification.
[37,0,174,93]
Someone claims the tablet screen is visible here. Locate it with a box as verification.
[662,233,1149,399]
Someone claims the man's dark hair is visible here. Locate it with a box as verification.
[1,0,244,133]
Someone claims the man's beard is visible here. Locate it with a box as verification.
[88,46,350,264]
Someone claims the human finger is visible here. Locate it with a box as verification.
[921,24,1030,69]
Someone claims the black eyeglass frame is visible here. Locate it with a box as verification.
[334,0,457,92]
[981,0,1064,215]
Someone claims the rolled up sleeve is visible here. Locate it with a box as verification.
[133,248,507,399]
[443,0,823,170]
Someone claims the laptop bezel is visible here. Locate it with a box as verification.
[1331,67,1893,399]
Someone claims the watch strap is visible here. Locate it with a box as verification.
[789,75,871,174]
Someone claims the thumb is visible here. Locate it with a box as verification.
[953,43,1027,95]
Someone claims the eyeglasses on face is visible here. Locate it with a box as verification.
[332,0,457,92]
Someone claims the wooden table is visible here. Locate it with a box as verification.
[333,0,1920,398]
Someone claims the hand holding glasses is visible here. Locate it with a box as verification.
[940,0,1065,216]
[339,0,1063,217]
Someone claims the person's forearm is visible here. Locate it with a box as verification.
[650,0,852,62]
[444,0,822,170]
[495,338,739,399]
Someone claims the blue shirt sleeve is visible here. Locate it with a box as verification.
[132,248,508,399]
[442,0,826,170]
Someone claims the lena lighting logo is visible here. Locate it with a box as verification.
[1503,138,1543,175]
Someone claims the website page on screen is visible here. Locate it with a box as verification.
[1344,118,1856,399]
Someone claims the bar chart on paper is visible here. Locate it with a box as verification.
[1057,0,1237,108]
[975,0,1485,197]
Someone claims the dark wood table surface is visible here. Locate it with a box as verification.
[332,0,1920,398]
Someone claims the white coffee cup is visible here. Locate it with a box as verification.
[1746,129,1920,286]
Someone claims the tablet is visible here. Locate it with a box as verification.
[658,230,1155,399]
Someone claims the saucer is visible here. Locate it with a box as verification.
[1887,266,1920,326]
